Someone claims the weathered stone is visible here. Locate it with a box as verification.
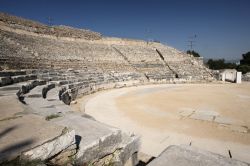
[0,70,26,77]
[0,76,12,86]
[21,128,75,161]
[48,144,77,165]
[0,114,66,163]
[178,108,194,117]
[190,113,214,122]
[148,145,248,166]
[16,80,46,100]
[52,114,125,165]
[230,125,248,133]
[118,134,140,166]
[42,83,55,98]
[214,116,235,125]
[61,91,71,105]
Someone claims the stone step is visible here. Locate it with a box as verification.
[53,113,139,165]
[148,145,248,166]
[0,70,26,77]
[24,85,71,117]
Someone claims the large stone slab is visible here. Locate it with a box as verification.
[0,77,12,86]
[148,145,248,166]
[0,95,25,119]
[53,113,123,164]
[21,128,75,160]
[0,114,65,162]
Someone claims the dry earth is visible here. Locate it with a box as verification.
[76,83,250,163]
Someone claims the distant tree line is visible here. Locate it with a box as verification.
[186,50,250,74]
[206,52,250,74]
[238,52,250,74]
[206,59,237,70]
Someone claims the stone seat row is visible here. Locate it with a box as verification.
[0,73,37,86]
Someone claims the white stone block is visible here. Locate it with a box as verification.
[236,72,242,84]
[221,73,225,81]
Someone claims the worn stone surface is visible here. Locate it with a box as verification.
[190,113,214,122]
[48,144,77,165]
[90,134,140,166]
[0,76,12,86]
[195,109,219,116]
[118,134,140,166]
[21,128,75,160]
[230,125,248,133]
[0,114,65,162]
[53,113,123,164]
[178,108,194,117]
[148,145,248,166]
[42,83,55,98]
[214,116,235,125]
[24,86,71,117]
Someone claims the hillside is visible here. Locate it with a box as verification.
[0,12,214,83]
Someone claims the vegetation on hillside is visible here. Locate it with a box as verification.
[186,50,201,57]
[206,59,237,70]
[205,51,250,74]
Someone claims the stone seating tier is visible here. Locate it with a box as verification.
[0,17,214,82]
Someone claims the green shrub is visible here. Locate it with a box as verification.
[237,65,250,74]
[45,114,61,121]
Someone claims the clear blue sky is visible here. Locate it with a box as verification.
[0,0,249,60]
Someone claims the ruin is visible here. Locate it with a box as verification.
[0,13,249,166]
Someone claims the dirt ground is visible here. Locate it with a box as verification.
[77,83,250,163]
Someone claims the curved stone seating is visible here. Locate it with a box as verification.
[0,70,37,87]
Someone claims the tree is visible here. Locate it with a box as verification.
[186,50,200,57]
[237,52,250,74]
[237,65,250,74]
[240,52,250,65]
[206,59,237,70]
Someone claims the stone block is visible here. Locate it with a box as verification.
[42,83,55,98]
[21,128,75,160]
[53,114,125,165]
[0,77,13,86]
[236,72,242,84]
[148,145,248,166]
[118,134,140,165]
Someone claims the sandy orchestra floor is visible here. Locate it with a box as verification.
[75,83,250,163]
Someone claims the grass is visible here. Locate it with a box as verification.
[45,114,61,121]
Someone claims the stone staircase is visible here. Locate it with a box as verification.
[155,48,179,78]
[112,46,149,81]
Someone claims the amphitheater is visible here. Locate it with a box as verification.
[0,13,249,166]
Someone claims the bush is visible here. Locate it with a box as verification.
[240,52,250,65]
[45,114,61,121]
[206,59,237,70]
[237,65,250,74]
[187,50,200,57]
